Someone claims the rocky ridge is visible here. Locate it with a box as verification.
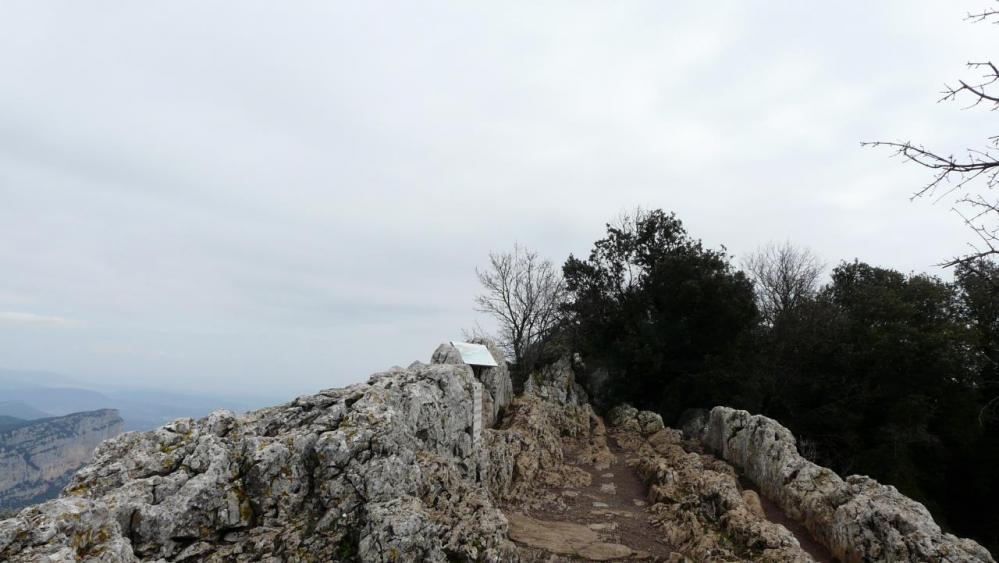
[0,409,122,510]
[0,345,993,562]
[1,361,516,562]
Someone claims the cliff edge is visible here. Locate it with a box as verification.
[0,409,122,510]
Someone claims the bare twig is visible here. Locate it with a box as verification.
[742,241,824,325]
[475,244,566,364]
[865,3,999,267]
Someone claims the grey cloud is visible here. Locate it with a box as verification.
[0,0,993,398]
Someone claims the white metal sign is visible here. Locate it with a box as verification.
[450,341,499,367]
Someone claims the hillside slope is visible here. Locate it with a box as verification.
[0,409,123,510]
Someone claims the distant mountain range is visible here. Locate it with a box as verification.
[0,401,51,420]
[0,368,274,431]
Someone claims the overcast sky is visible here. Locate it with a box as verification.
[1,1,995,399]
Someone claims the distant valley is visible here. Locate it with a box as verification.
[0,368,274,432]
[0,368,277,511]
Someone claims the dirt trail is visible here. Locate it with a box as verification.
[501,413,840,562]
[501,416,675,561]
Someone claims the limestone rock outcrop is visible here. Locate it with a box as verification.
[607,405,813,562]
[1,351,993,562]
[431,339,513,429]
[483,353,601,504]
[0,348,607,563]
[687,406,995,563]
[0,409,122,510]
[0,363,518,562]
[522,355,588,406]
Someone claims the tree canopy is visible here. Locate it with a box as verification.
[561,209,757,419]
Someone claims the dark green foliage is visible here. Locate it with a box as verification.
[562,209,758,420]
[556,209,999,553]
[744,260,996,551]
[759,263,982,498]
[945,261,999,552]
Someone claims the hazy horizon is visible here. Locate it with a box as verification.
[2,1,995,397]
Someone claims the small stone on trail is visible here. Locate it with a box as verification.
[632,499,646,507]
[578,542,635,560]
[561,490,578,498]
[591,508,634,518]
[601,473,614,479]
[599,483,616,494]
[592,501,609,508]
[589,522,618,531]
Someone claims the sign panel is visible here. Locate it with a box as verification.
[450,341,499,367]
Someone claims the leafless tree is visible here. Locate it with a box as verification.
[864,4,999,269]
[475,245,566,365]
[743,241,824,325]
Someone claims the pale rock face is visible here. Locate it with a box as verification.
[606,405,811,562]
[0,363,519,562]
[431,339,513,429]
[0,497,135,563]
[469,338,514,427]
[0,409,123,510]
[430,343,465,365]
[688,406,995,563]
[522,355,588,406]
[483,394,598,503]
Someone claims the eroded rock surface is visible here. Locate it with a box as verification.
[687,406,995,563]
[483,364,601,505]
[1,351,991,563]
[607,406,813,562]
[493,363,815,562]
[523,355,589,406]
[0,363,517,562]
[431,339,512,429]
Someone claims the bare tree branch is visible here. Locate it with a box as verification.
[475,244,566,364]
[967,8,999,23]
[864,3,999,267]
[743,241,824,325]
